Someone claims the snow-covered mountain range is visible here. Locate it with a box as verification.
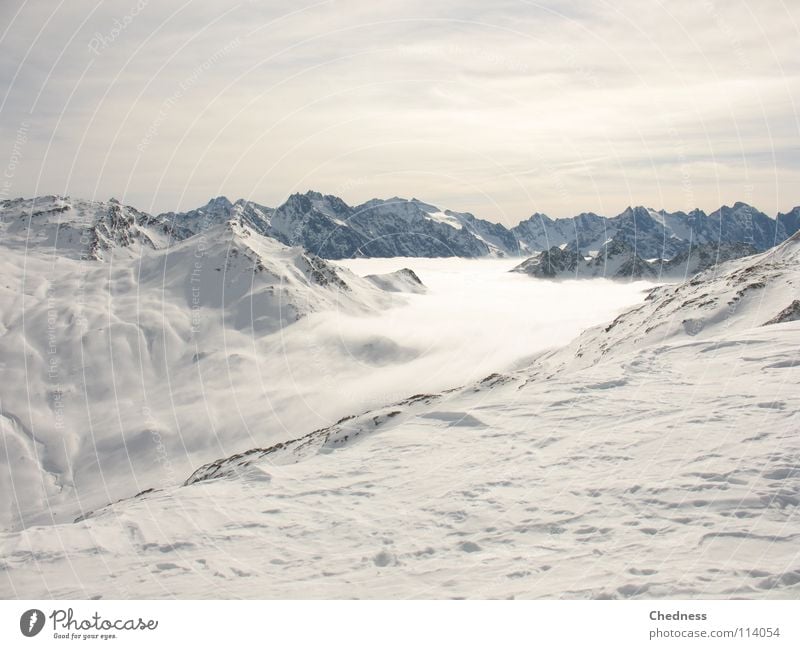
[511,240,760,281]
[4,194,798,263]
[177,194,799,261]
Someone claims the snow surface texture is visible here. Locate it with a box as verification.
[1,228,798,598]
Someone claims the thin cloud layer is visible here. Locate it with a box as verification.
[0,0,797,222]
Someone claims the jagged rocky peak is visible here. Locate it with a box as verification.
[0,195,184,260]
[618,205,651,217]
[283,190,350,215]
[159,195,274,238]
[777,206,800,238]
[572,211,604,222]
[516,211,555,227]
[267,191,499,259]
[202,195,233,214]
[513,236,762,282]
[763,300,800,326]
[409,196,442,212]
[159,196,233,226]
[511,244,582,278]
[709,201,761,218]
[598,237,636,256]
[353,195,437,221]
[364,267,427,293]
[614,205,666,232]
[595,239,659,280]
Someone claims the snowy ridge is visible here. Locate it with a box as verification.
[0,195,188,260]
[512,239,760,281]
[159,196,275,237]
[182,402,424,486]
[231,195,800,260]
[364,268,426,293]
[141,218,391,335]
[511,202,796,260]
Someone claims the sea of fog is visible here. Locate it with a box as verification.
[273,257,656,418]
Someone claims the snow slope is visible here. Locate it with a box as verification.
[1,233,797,599]
[2,322,796,599]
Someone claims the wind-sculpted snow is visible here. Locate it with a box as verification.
[3,235,796,599]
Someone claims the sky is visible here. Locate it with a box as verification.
[0,0,798,224]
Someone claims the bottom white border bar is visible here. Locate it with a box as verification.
[1,600,797,648]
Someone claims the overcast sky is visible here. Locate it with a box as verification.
[1,0,798,223]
